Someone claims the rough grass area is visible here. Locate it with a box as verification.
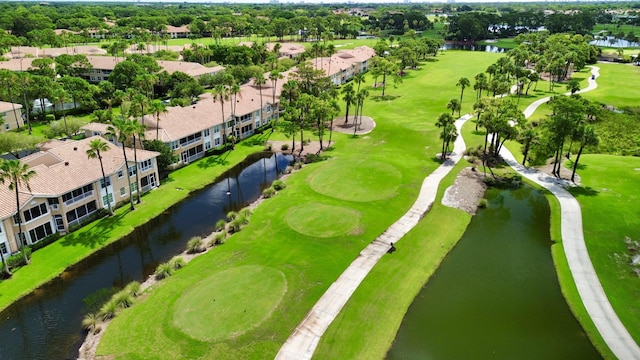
[97,51,504,359]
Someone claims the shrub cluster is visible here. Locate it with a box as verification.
[83,281,143,334]
[262,179,288,199]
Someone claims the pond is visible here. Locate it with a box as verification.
[386,185,601,360]
[0,152,292,360]
[441,43,507,53]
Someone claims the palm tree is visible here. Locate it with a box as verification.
[474,72,488,100]
[269,70,284,119]
[353,72,365,93]
[0,70,20,131]
[213,83,230,143]
[230,82,241,138]
[341,83,356,124]
[447,98,461,117]
[107,118,136,211]
[326,43,336,76]
[254,71,266,128]
[0,160,36,265]
[149,99,167,140]
[456,77,470,108]
[52,86,70,137]
[130,121,146,204]
[353,89,370,136]
[435,113,455,159]
[130,92,148,126]
[440,122,458,161]
[86,139,114,216]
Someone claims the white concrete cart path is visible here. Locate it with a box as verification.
[499,66,640,360]
[275,114,473,360]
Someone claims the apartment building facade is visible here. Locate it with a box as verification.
[0,136,160,256]
[0,101,24,132]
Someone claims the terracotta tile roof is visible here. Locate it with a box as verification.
[84,56,224,77]
[0,136,159,219]
[0,101,22,113]
[2,46,106,59]
[166,25,189,33]
[0,58,38,71]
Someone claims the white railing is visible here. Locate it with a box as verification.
[64,190,94,207]
[67,209,97,226]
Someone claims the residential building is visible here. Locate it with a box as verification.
[79,56,225,83]
[81,47,374,166]
[163,25,190,39]
[0,136,160,256]
[0,101,24,131]
[314,46,376,85]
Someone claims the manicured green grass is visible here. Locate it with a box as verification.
[582,62,640,108]
[593,24,639,37]
[172,265,286,342]
[286,203,361,238]
[566,155,640,346]
[97,51,503,359]
[0,142,264,312]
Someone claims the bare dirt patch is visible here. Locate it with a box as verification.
[535,158,581,184]
[442,167,488,215]
[331,115,376,135]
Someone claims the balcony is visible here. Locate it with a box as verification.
[64,190,94,207]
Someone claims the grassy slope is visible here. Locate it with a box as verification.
[0,142,264,312]
[97,51,502,359]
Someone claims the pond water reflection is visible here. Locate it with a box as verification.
[387,185,601,360]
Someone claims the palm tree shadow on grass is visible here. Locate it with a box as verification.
[196,151,231,169]
[568,186,599,197]
[371,95,401,102]
[59,211,129,249]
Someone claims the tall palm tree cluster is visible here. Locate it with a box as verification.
[278,62,344,155]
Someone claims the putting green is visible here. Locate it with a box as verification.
[286,203,362,238]
[171,265,286,342]
[309,160,402,202]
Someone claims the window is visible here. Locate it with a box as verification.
[102,193,114,206]
[204,141,211,150]
[138,159,153,172]
[238,113,252,123]
[99,176,111,188]
[214,137,221,146]
[62,184,94,204]
[226,120,235,129]
[171,141,179,150]
[0,242,7,255]
[47,198,59,210]
[130,182,138,193]
[23,203,48,222]
[213,125,220,134]
[28,223,53,243]
[118,170,124,179]
[66,201,97,224]
[179,133,202,146]
[128,165,136,177]
[120,187,126,196]
[203,129,210,137]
